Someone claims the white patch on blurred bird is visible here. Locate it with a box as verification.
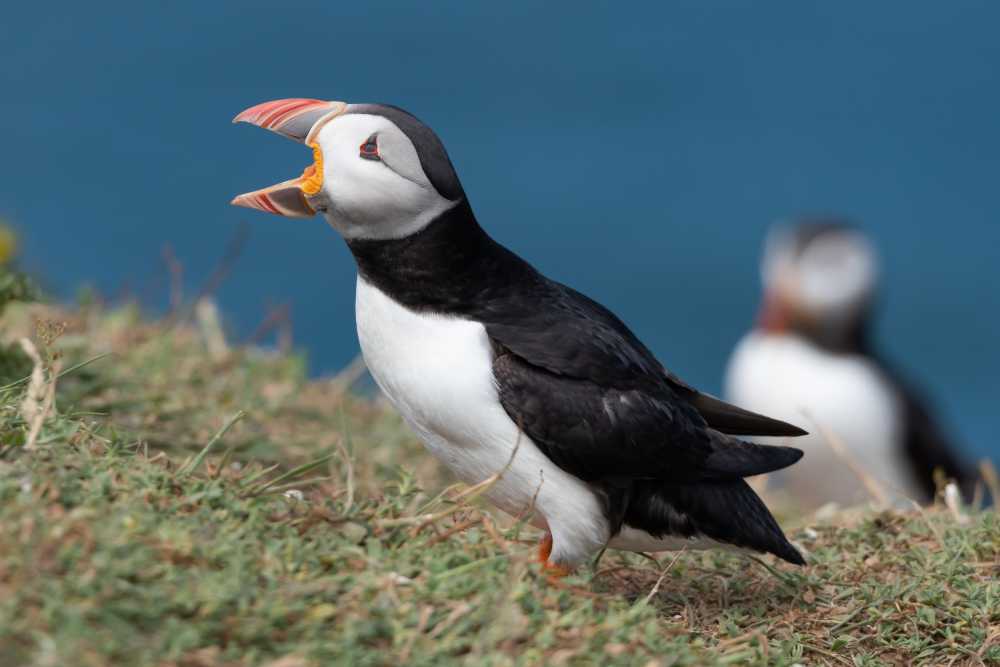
[726,331,908,506]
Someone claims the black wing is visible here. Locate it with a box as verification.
[485,280,803,484]
[485,278,806,436]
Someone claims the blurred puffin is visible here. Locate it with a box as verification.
[725,220,974,508]
[231,98,808,571]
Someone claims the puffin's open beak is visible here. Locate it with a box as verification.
[230,98,347,218]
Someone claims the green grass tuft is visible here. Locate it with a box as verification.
[0,302,996,666]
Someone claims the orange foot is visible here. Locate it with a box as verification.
[537,532,572,578]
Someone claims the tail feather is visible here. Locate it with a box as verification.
[624,479,805,565]
[688,391,809,437]
[702,432,804,480]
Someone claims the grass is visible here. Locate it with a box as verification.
[0,300,997,666]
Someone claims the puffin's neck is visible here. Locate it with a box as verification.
[346,199,538,315]
[793,313,874,356]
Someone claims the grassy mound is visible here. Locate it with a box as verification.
[0,303,996,666]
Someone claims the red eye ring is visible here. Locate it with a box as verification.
[359,134,381,161]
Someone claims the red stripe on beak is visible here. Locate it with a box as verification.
[234,98,326,128]
[232,98,347,143]
[252,192,280,215]
[231,180,315,218]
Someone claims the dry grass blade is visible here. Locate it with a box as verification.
[426,515,484,547]
[166,220,250,327]
[258,476,335,496]
[176,410,246,477]
[334,438,355,513]
[330,354,369,394]
[803,409,891,507]
[398,605,434,663]
[18,337,60,450]
[214,441,239,480]
[238,462,282,489]
[800,642,854,666]
[377,428,523,530]
[0,351,112,392]
[428,603,473,640]
[242,453,337,497]
[643,547,687,605]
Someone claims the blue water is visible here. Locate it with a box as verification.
[2,2,997,461]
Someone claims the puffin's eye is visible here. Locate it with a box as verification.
[359,134,381,161]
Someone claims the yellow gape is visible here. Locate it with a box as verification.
[300,143,324,196]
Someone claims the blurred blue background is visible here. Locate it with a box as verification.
[2,2,997,460]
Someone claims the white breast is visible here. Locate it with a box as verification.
[354,276,610,564]
[724,331,918,508]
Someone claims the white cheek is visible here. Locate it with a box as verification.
[328,158,427,217]
[313,117,458,240]
[797,253,876,315]
[322,160,456,239]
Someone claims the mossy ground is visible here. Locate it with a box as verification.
[0,302,996,666]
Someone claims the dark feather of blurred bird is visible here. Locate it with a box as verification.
[725,219,976,508]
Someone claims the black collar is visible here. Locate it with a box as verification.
[346,199,541,316]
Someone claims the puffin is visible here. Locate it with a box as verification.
[231,98,807,570]
[725,220,975,509]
